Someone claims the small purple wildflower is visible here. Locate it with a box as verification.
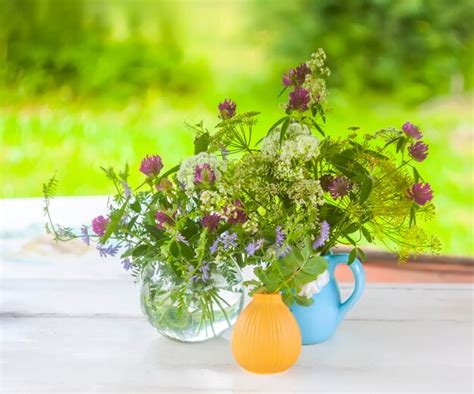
[220,146,229,161]
[210,239,219,255]
[328,177,352,199]
[80,225,90,246]
[121,258,132,271]
[275,226,291,257]
[194,163,216,185]
[407,182,433,205]
[176,233,189,245]
[121,181,132,198]
[200,263,210,282]
[140,155,163,177]
[402,122,423,140]
[218,99,237,120]
[220,231,238,250]
[190,263,210,283]
[313,221,330,249]
[245,239,264,257]
[275,225,285,246]
[288,87,311,112]
[96,244,120,258]
[201,213,221,232]
[409,141,429,162]
[92,215,109,236]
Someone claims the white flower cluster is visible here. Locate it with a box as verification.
[177,152,223,193]
[287,179,324,207]
[304,48,330,104]
[261,123,319,162]
[261,122,320,182]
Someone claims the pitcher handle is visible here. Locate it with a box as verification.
[329,253,366,323]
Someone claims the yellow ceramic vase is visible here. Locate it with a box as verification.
[231,293,302,374]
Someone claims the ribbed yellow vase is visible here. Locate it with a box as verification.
[231,293,302,374]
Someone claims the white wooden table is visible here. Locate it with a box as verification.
[1,198,473,393]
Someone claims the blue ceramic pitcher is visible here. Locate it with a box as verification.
[290,253,365,345]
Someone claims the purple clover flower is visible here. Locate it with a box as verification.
[288,87,311,112]
[155,211,173,229]
[313,221,330,249]
[194,163,216,185]
[402,122,423,140]
[282,69,294,86]
[139,155,163,177]
[225,199,247,225]
[328,177,352,199]
[407,182,433,205]
[218,99,237,120]
[201,213,221,232]
[121,258,132,271]
[294,63,311,85]
[92,215,109,236]
[409,141,429,162]
[319,174,335,192]
[245,239,264,257]
[282,63,310,87]
[80,225,90,246]
[96,244,120,258]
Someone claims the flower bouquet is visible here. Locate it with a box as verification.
[44,49,439,367]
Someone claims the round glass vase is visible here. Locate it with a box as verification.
[140,259,244,342]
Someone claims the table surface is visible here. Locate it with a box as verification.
[1,197,473,393]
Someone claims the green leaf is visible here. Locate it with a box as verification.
[277,86,288,98]
[130,199,141,213]
[178,241,195,260]
[410,204,417,226]
[311,120,325,137]
[344,223,360,234]
[169,240,180,258]
[361,226,373,242]
[145,224,165,241]
[160,164,180,179]
[348,248,357,265]
[412,166,420,183]
[356,247,366,263]
[295,295,314,306]
[293,256,327,288]
[194,132,210,154]
[396,137,406,153]
[132,244,149,257]
[127,216,138,230]
[267,116,288,135]
[359,176,373,203]
[279,116,291,144]
[181,220,200,240]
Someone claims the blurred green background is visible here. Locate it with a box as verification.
[1,0,473,256]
